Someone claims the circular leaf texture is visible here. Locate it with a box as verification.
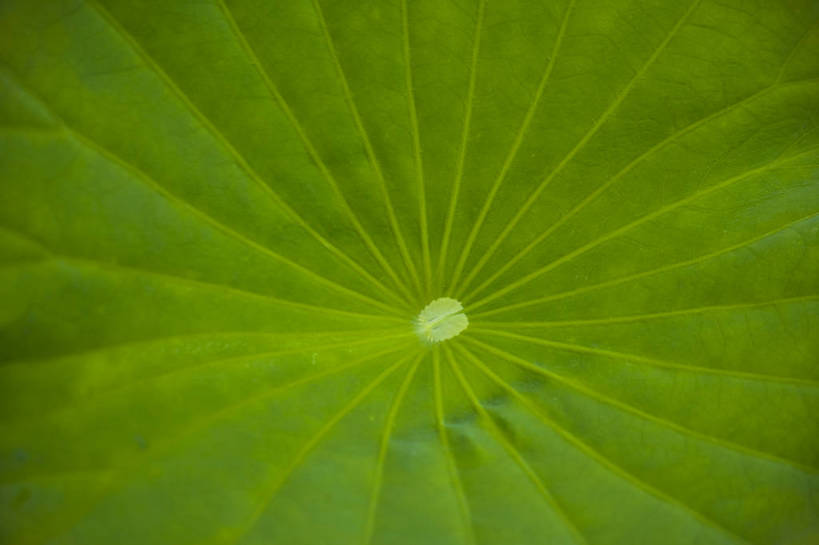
[1,1,818,544]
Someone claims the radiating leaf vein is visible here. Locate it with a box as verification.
[227,353,414,545]
[447,0,576,293]
[455,0,705,297]
[443,343,587,545]
[452,342,751,545]
[463,335,819,472]
[467,145,819,310]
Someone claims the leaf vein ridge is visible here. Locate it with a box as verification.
[464,334,819,471]
[362,354,424,545]
[228,353,414,545]
[308,0,424,298]
[432,349,478,545]
[447,0,576,293]
[467,145,819,310]
[436,0,488,292]
[24,343,414,545]
[444,344,588,545]
[473,296,819,329]
[462,76,819,301]
[453,342,751,545]
[455,0,705,297]
[215,0,415,306]
[471,212,819,318]
[0,67,403,316]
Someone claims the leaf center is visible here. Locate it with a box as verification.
[415,297,469,344]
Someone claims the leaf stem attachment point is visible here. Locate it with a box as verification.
[415,297,469,344]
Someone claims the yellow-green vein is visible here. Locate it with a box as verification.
[466,145,819,310]
[469,211,818,318]
[777,19,819,83]
[468,328,819,388]
[0,228,408,322]
[455,0,704,298]
[436,0,486,293]
[308,0,424,300]
[462,335,819,472]
[362,353,424,545]
[73,126,402,315]
[401,0,433,295]
[5,334,415,435]
[442,343,587,545]
[227,353,414,545]
[472,295,819,329]
[447,0,575,293]
[215,0,416,307]
[0,74,403,317]
[432,348,477,545]
[82,2,409,310]
[461,76,819,302]
[452,342,751,545]
[21,343,413,545]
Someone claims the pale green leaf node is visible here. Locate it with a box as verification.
[415,297,469,344]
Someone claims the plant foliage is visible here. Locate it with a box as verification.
[1,0,818,543]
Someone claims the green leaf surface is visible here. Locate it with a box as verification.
[1,0,818,543]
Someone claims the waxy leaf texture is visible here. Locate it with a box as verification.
[1,0,818,544]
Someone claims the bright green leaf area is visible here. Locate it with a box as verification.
[1,0,818,543]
